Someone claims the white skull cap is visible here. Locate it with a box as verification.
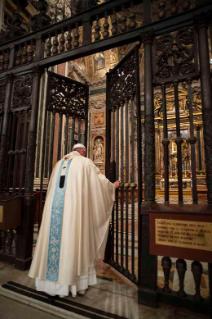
[73,143,86,150]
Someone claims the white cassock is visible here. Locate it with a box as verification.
[29,151,115,297]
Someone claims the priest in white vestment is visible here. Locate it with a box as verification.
[29,144,120,298]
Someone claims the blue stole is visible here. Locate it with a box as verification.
[46,158,72,282]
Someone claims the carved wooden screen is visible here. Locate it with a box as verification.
[105,45,142,285]
[38,71,89,227]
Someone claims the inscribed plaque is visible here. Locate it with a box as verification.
[155,219,212,251]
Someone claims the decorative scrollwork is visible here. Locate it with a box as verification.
[0,79,6,114]
[47,72,88,118]
[11,74,33,112]
[154,27,197,82]
[108,49,136,109]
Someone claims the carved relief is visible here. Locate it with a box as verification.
[11,74,33,112]
[154,27,197,83]
[90,98,106,109]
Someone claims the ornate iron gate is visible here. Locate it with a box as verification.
[105,45,142,285]
[38,71,89,228]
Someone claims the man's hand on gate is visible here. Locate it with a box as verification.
[114,180,121,189]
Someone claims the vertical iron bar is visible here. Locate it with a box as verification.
[78,118,81,143]
[196,15,212,204]
[115,106,119,267]
[65,114,69,155]
[0,73,13,193]
[116,106,120,180]
[18,111,28,194]
[70,117,75,150]
[111,110,115,264]
[44,111,51,178]
[12,113,20,194]
[125,98,129,275]
[196,126,202,171]
[174,82,183,203]
[143,32,155,203]
[131,95,135,181]
[187,80,198,204]
[39,105,48,230]
[135,45,142,286]
[112,109,115,162]
[49,112,55,176]
[25,66,43,194]
[120,101,124,271]
[57,113,63,161]
[162,85,170,203]
[105,71,113,263]
[6,113,17,192]
[130,95,136,281]
[84,85,89,149]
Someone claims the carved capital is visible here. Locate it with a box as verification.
[195,13,209,31]
[141,30,154,45]
[5,73,14,83]
[32,66,44,78]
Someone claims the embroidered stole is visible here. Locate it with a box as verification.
[46,159,72,282]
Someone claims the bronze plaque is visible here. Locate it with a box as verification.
[150,212,212,263]
[155,219,212,251]
[0,206,3,223]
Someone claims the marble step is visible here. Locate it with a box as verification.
[0,281,131,319]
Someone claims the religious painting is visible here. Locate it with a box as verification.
[93,52,105,72]
[91,111,105,129]
[91,135,105,165]
[75,57,86,71]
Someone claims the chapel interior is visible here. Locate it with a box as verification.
[0,0,212,318]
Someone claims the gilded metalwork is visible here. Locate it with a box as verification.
[155,219,212,251]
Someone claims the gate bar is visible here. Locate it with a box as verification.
[174,82,183,203]
[18,111,28,194]
[120,101,124,271]
[49,112,55,176]
[162,85,169,203]
[12,113,20,194]
[187,80,198,204]
[57,113,63,161]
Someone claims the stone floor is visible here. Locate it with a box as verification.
[0,260,209,319]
